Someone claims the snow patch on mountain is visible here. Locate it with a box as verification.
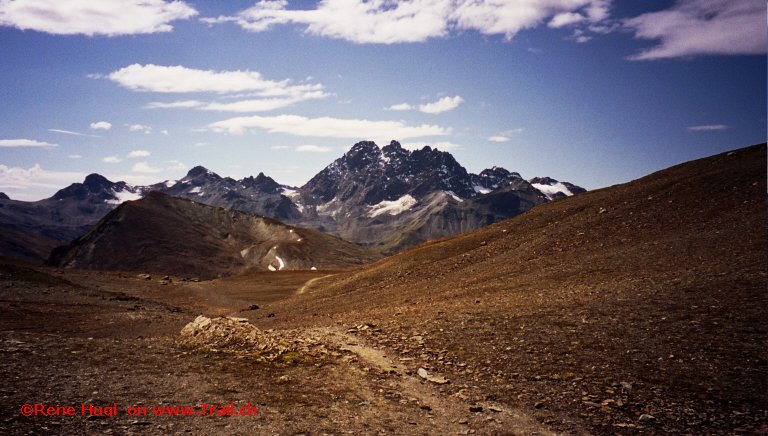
[281,188,300,198]
[532,182,574,199]
[368,195,418,218]
[444,191,463,202]
[473,185,492,194]
[106,189,142,205]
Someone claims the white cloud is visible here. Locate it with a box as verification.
[132,162,163,173]
[387,102,414,111]
[128,124,152,134]
[69,154,82,159]
[206,0,612,44]
[148,94,329,112]
[146,100,205,109]
[548,12,585,28]
[207,114,451,140]
[0,0,197,36]
[270,145,291,150]
[90,121,112,130]
[624,0,766,60]
[0,164,85,201]
[166,160,187,171]
[127,150,151,158]
[489,128,525,142]
[48,128,99,138]
[419,95,463,114]
[688,124,730,131]
[401,141,462,151]
[102,155,122,163]
[106,64,327,100]
[296,144,333,153]
[0,138,57,148]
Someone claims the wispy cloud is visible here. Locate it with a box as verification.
[386,96,463,114]
[132,162,163,173]
[0,0,197,36]
[624,0,766,60]
[489,128,525,142]
[387,103,414,111]
[106,64,327,97]
[488,135,511,143]
[102,156,122,164]
[48,128,99,138]
[419,95,463,114]
[0,164,85,201]
[165,160,187,171]
[128,124,153,134]
[90,121,112,130]
[203,0,611,44]
[296,144,333,153]
[688,124,730,131]
[108,64,329,112]
[207,114,451,140]
[0,138,57,148]
[548,12,586,28]
[147,94,329,113]
[127,150,151,158]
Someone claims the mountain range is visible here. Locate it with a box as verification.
[0,140,584,262]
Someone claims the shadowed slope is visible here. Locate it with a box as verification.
[48,191,379,278]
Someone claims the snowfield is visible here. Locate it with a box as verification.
[368,195,418,218]
[532,182,574,199]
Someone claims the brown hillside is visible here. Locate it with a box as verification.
[48,191,379,278]
[260,143,767,433]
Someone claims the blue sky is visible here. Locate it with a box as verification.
[0,0,765,200]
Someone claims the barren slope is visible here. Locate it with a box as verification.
[259,143,768,433]
[48,191,379,278]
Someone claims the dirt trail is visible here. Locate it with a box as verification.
[302,325,555,435]
[297,274,335,294]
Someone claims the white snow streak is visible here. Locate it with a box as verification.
[368,194,417,218]
[532,182,573,199]
[275,255,286,270]
[106,189,142,205]
[444,191,463,202]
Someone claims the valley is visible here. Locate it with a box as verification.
[1,144,765,434]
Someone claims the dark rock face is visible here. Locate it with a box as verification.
[155,167,299,222]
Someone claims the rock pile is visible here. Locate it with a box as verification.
[179,315,298,362]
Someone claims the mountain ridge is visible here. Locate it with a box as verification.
[0,140,585,261]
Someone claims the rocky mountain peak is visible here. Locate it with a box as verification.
[529,176,557,185]
[343,141,383,170]
[0,192,9,200]
[83,174,114,191]
[52,173,118,201]
[242,172,281,193]
[185,165,219,180]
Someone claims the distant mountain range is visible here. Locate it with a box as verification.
[0,140,584,262]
